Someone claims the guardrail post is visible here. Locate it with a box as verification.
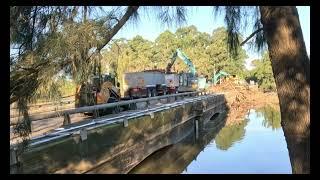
[93,109,99,119]
[63,113,71,126]
[149,112,154,119]
[79,129,88,158]
[10,147,17,166]
[130,103,137,110]
[10,147,21,174]
[146,100,150,108]
[123,118,128,127]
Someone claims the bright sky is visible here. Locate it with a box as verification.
[113,6,310,70]
[10,6,310,70]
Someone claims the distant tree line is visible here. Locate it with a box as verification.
[100,26,249,83]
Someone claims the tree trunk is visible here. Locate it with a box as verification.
[259,6,310,174]
[83,6,87,22]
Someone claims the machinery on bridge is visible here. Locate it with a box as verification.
[212,70,230,85]
[166,48,207,92]
[166,48,196,76]
[75,73,121,113]
[75,48,208,116]
[120,70,168,98]
[75,51,122,114]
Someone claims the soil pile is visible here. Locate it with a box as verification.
[209,80,279,125]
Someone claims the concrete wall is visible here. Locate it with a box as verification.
[10,94,226,174]
[129,111,227,174]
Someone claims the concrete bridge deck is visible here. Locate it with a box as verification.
[10,93,227,174]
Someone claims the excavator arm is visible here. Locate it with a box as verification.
[212,71,229,85]
[166,48,196,76]
[166,50,179,73]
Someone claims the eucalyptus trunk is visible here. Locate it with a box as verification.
[259,6,310,174]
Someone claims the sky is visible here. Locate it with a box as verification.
[112,6,310,70]
[10,6,310,70]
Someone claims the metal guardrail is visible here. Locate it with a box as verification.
[17,93,216,148]
[25,91,207,122]
[10,103,74,119]
[10,99,75,110]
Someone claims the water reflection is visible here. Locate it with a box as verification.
[215,119,248,151]
[256,105,281,130]
[129,112,227,174]
[130,106,291,174]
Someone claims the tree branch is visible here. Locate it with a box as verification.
[30,6,38,50]
[240,27,263,46]
[97,6,139,52]
[110,16,120,23]
[10,6,140,105]
[86,6,139,64]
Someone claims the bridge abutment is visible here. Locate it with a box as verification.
[10,94,227,174]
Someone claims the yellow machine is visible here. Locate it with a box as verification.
[75,74,120,109]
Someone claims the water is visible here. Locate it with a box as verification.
[130,105,292,174]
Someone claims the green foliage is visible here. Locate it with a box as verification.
[101,26,248,80]
[215,119,248,150]
[214,6,267,54]
[256,105,281,130]
[10,6,124,141]
[58,79,76,97]
[206,27,247,78]
[246,52,276,91]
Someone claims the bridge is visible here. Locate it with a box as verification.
[10,92,227,174]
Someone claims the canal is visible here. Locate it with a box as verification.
[129,105,292,174]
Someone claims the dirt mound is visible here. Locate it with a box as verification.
[209,80,279,125]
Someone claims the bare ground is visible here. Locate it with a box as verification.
[209,80,280,126]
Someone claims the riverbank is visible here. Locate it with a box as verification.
[210,81,279,126]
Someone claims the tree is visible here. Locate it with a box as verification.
[101,26,247,80]
[128,6,309,173]
[10,6,139,147]
[206,27,247,78]
[214,6,309,173]
[246,51,276,91]
[11,6,310,173]
[154,30,179,69]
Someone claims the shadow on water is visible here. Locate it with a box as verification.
[129,112,228,174]
[129,105,292,174]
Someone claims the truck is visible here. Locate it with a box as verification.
[75,48,207,115]
[164,73,179,94]
[120,70,167,98]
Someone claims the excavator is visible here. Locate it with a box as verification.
[212,70,230,85]
[166,48,206,91]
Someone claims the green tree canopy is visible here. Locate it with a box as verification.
[101,26,248,80]
[246,51,276,91]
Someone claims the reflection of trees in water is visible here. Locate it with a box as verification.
[129,113,228,174]
[256,105,281,130]
[215,119,249,151]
